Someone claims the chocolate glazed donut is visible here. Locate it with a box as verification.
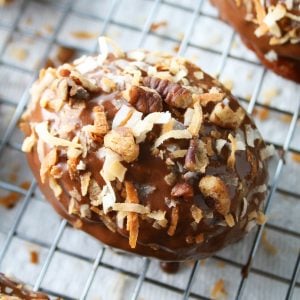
[211,0,300,83]
[0,273,49,299]
[20,38,271,262]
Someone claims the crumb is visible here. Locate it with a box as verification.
[211,279,227,300]
[245,94,252,101]
[10,48,28,61]
[291,152,300,164]
[150,20,167,32]
[29,250,39,264]
[173,44,180,53]
[216,261,226,268]
[0,181,30,209]
[262,87,280,103]
[262,230,278,256]
[257,107,270,121]
[280,114,293,123]
[71,31,98,39]
[43,24,54,34]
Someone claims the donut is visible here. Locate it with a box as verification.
[20,37,270,261]
[0,273,49,299]
[211,0,300,83]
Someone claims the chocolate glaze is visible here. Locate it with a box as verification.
[159,262,180,274]
[211,0,300,83]
[0,273,49,299]
[21,50,269,261]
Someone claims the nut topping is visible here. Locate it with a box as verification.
[185,139,208,173]
[125,85,163,114]
[210,103,245,129]
[171,182,194,198]
[104,127,139,163]
[143,76,193,108]
[199,175,231,216]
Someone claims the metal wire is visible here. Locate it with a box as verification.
[0,0,299,299]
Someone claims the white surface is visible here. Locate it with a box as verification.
[0,0,299,299]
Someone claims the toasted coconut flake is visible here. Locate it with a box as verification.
[69,188,82,202]
[167,206,179,236]
[130,111,171,143]
[70,70,100,93]
[100,170,116,213]
[80,204,91,218]
[49,176,62,199]
[112,203,150,214]
[147,210,166,221]
[246,219,257,232]
[257,211,267,225]
[104,128,139,163]
[190,205,203,223]
[100,77,116,93]
[225,214,235,227]
[88,179,102,206]
[199,176,231,216]
[112,104,135,129]
[240,197,248,219]
[184,107,194,126]
[80,172,91,196]
[154,129,192,148]
[253,184,267,194]
[40,148,57,184]
[35,122,82,149]
[116,210,128,229]
[170,149,187,159]
[125,181,140,248]
[188,101,203,136]
[98,36,124,64]
[227,134,237,169]
[194,71,204,80]
[22,131,37,153]
[127,50,146,61]
[164,172,177,186]
[245,124,261,147]
[210,103,245,129]
[260,144,275,160]
[102,148,127,182]
[195,92,225,107]
[215,139,227,154]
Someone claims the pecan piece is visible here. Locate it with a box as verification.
[125,85,163,114]
[143,76,192,108]
[199,175,231,216]
[185,139,208,173]
[171,182,194,198]
[104,127,139,162]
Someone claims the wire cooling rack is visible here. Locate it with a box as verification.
[0,0,299,299]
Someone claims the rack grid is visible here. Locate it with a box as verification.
[0,0,299,299]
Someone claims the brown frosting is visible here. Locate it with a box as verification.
[211,0,300,83]
[0,273,49,299]
[20,38,270,261]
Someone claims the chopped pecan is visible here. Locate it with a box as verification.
[171,182,194,198]
[125,85,163,114]
[199,175,231,216]
[143,76,192,108]
[104,127,139,162]
[167,206,179,236]
[185,139,208,173]
[247,149,258,178]
[209,103,245,129]
[68,79,90,100]
[70,70,100,93]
